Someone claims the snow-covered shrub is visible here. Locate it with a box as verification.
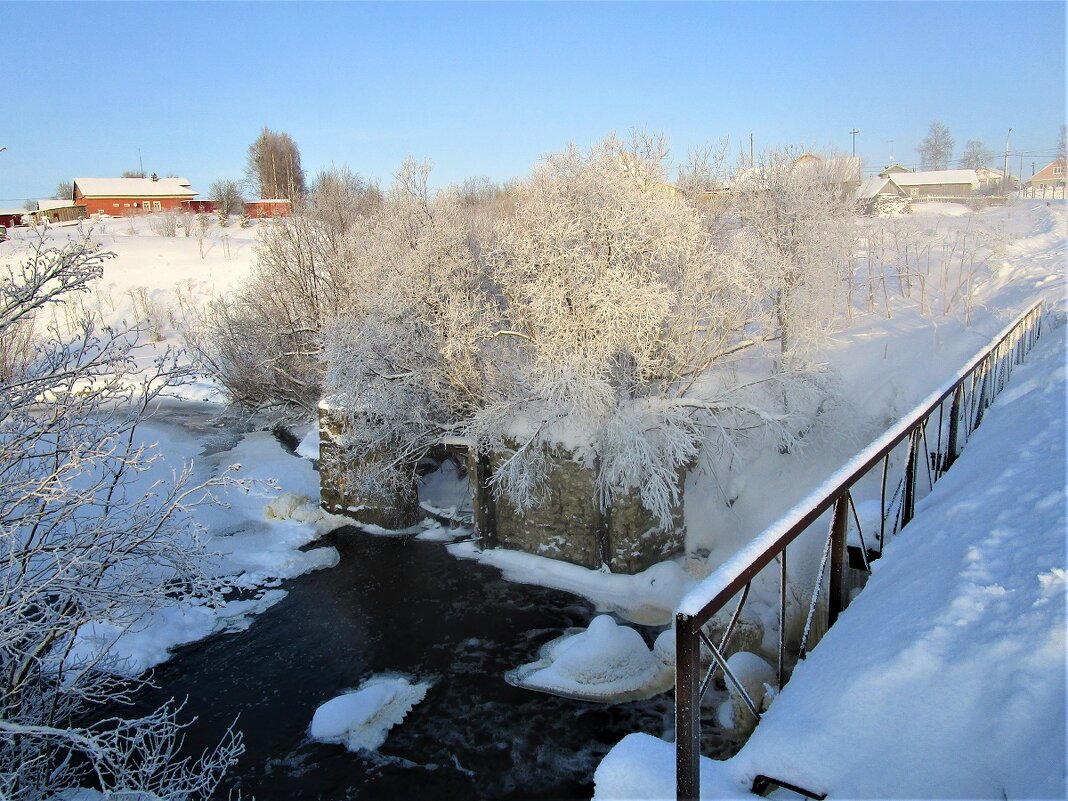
[193,169,383,416]
[321,138,835,532]
[475,137,825,527]
[0,236,241,800]
[732,149,857,354]
[146,210,179,237]
[322,160,495,501]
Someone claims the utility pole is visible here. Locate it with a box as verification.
[1003,127,1012,195]
[850,128,860,157]
[138,148,144,177]
[749,133,754,167]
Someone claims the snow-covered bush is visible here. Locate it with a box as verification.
[732,149,857,354]
[0,236,241,799]
[192,169,383,416]
[322,160,495,502]
[321,138,835,530]
[474,137,826,526]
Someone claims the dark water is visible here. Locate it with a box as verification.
[127,528,703,801]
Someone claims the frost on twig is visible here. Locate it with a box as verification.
[0,234,241,799]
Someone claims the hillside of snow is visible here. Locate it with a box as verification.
[594,312,1066,800]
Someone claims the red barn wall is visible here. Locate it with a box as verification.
[74,191,191,216]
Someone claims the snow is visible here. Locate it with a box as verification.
[309,675,431,752]
[888,169,980,188]
[506,615,673,702]
[0,217,356,676]
[449,542,696,625]
[594,315,1066,800]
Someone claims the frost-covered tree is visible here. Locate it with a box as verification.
[192,168,386,415]
[475,136,832,525]
[732,149,857,355]
[304,167,382,236]
[0,236,241,799]
[960,139,994,170]
[208,178,245,216]
[917,121,955,170]
[322,160,495,501]
[54,181,73,202]
[245,127,306,201]
[320,139,835,527]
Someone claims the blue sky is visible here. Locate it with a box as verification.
[1,1,1064,204]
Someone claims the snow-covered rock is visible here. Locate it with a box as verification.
[309,675,431,752]
[507,615,673,702]
[716,651,776,734]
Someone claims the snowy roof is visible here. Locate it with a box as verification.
[889,170,979,188]
[73,177,197,198]
[36,199,76,211]
[856,176,899,200]
[0,208,25,216]
[249,198,292,204]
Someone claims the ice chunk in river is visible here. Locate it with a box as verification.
[309,675,431,751]
[507,614,673,702]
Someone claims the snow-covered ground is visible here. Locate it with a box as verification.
[593,290,1066,798]
[1,216,352,674]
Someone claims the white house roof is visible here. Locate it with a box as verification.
[0,208,25,217]
[889,170,979,188]
[856,176,899,200]
[73,177,197,198]
[36,199,76,211]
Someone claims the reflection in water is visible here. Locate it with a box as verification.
[127,528,735,799]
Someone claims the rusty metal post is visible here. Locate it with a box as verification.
[973,361,990,430]
[676,613,701,801]
[943,385,963,472]
[827,495,850,628]
[901,430,918,527]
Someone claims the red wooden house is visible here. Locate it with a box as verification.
[73,176,198,216]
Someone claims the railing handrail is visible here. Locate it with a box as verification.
[675,300,1044,800]
[677,300,1044,626]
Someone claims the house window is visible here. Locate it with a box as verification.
[153,201,162,211]
[1055,166,1064,175]
[123,203,130,208]
[113,203,120,208]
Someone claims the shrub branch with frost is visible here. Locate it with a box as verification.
[0,236,241,799]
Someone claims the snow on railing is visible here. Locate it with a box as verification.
[674,301,1044,801]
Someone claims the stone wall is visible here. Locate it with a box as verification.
[318,406,421,529]
[469,444,685,574]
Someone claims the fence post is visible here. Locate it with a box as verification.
[901,429,919,527]
[827,495,850,627]
[676,613,701,801]
[944,386,963,472]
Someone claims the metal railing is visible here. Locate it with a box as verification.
[675,301,1044,800]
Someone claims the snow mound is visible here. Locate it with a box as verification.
[296,427,320,459]
[507,615,673,702]
[716,651,776,733]
[309,675,431,752]
[265,492,325,523]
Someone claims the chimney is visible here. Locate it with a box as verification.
[151,172,158,182]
